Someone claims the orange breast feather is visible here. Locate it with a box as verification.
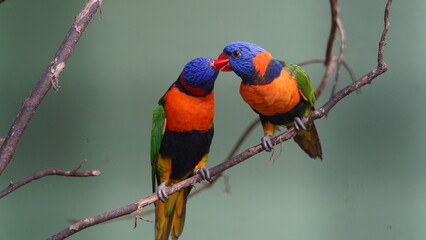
[163,86,214,132]
[240,70,300,116]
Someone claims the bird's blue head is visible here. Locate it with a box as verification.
[177,57,220,96]
[222,42,266,79]
[214,41,282,85]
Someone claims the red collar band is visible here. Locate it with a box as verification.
[179,74,208,96]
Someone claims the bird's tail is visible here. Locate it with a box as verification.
[292,122,323,160]
[155,187,190,240]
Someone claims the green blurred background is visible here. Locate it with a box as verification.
[1,0,425,239]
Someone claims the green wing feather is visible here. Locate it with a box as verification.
[150,98,166,193]
[280,60,316,107]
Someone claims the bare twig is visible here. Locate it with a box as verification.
[70,159,89,173]
[0,0,104,175]
[315,0,339,98]
[330,9,346,97]
[134,208,153,229]
[48,1,392,238]
[325,0,338,67]
[0,160,100,199]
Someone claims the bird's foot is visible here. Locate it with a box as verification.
[157,182,168,202]
[261,134,274,152]
[195,167,211,182]
[294,117,306,132]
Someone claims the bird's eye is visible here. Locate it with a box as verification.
[231,51,241,58]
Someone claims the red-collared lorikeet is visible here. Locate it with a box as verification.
[151,57,227,240]
[214,41,322,159]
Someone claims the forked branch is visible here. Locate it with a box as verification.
[0,160,101,199]
[315,0,342,98]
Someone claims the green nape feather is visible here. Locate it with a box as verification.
[150,99,166,193]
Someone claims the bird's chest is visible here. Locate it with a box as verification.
[239,70,301,116]
[164,87,214,132]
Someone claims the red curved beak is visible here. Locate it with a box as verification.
[212,53,232,71]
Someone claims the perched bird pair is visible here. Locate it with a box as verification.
[150,42,322,240]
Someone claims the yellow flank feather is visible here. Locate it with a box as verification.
[193,154,208,173]
[262,121,278,136]
[157,155,172,183]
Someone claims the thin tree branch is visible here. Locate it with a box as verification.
[315,0,339,98]
[330,9,346,97]
[378,0,391,65]
[0,0,104,175]
[324,0,338,67]
[48,1,392,238]
[0,160,101,199]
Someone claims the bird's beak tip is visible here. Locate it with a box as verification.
[211,53,231,71]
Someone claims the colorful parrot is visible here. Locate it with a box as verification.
[150,57,228,240]
[214,41,322,159]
